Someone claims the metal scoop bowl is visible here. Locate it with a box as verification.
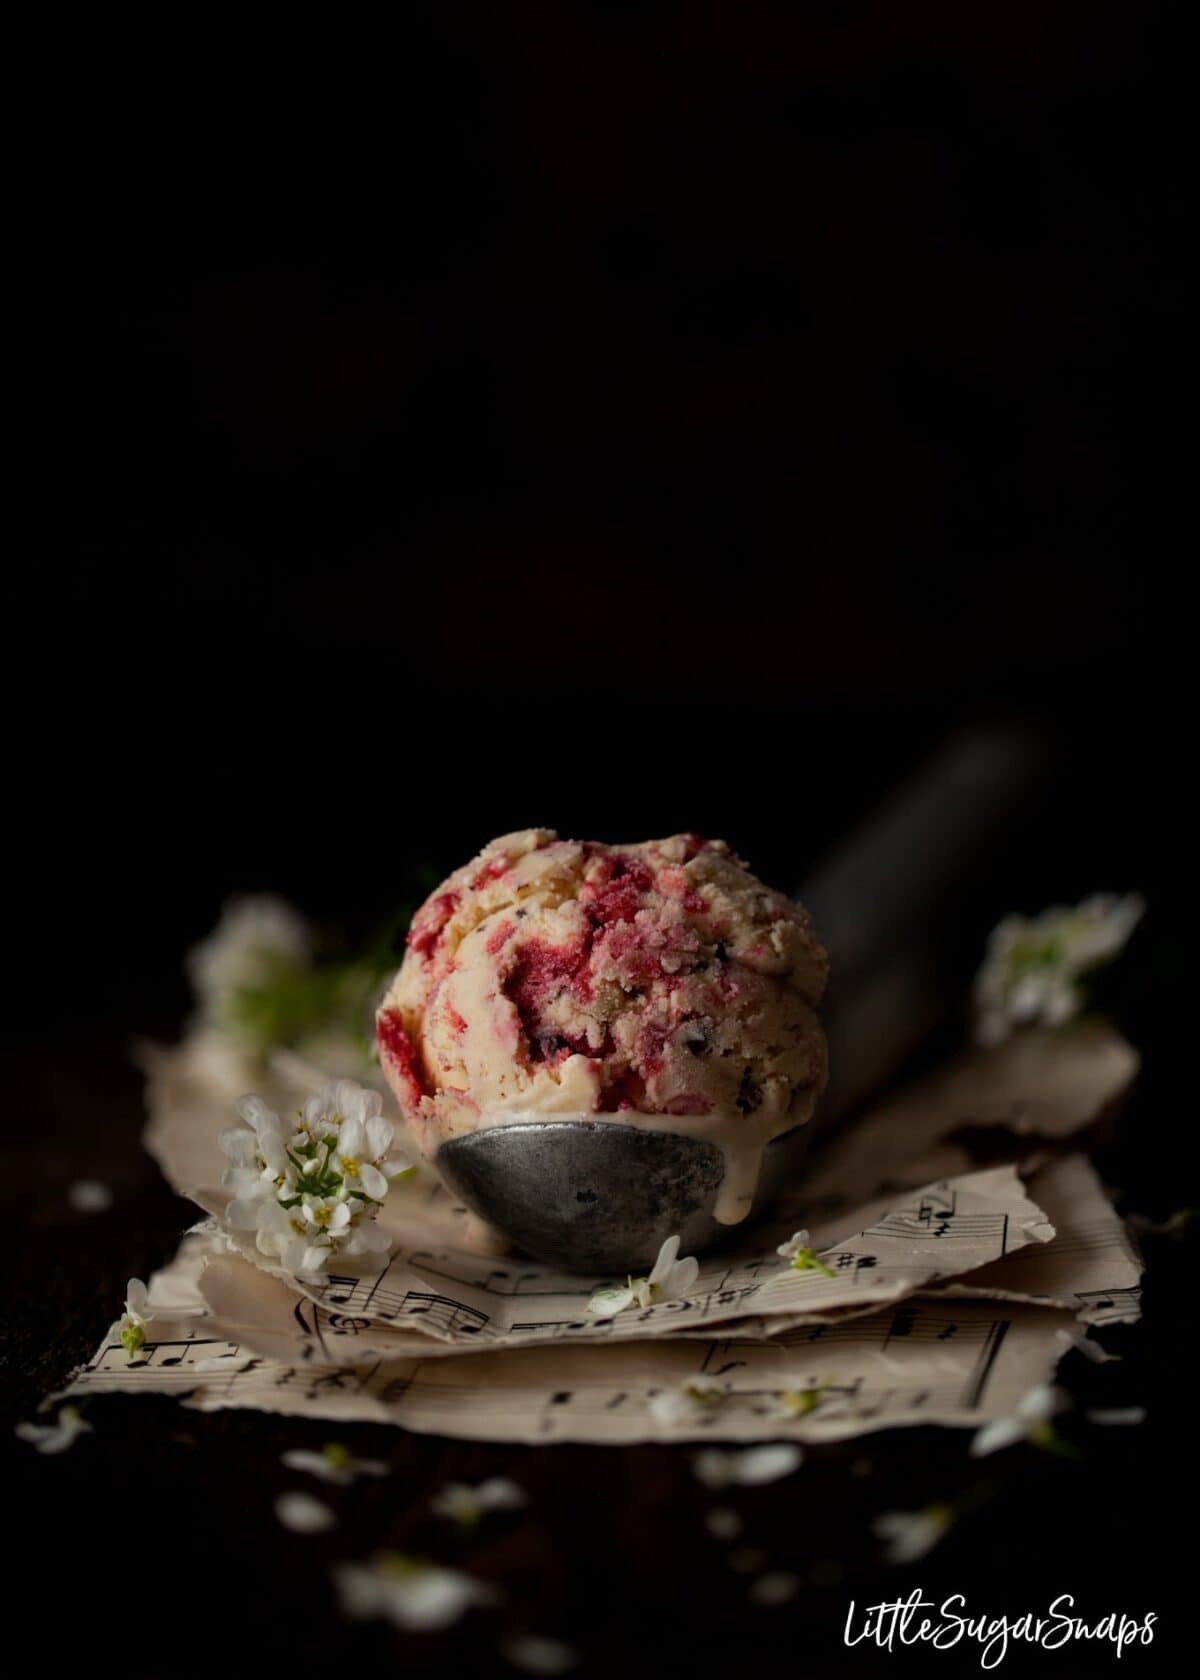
[435,1121,814,1274]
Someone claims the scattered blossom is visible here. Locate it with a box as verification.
[970,1384,1071,1457]
[973,894,1144,1046]
[334,1553,498,1632]
[750,1571,799,1607]
[14,1405,93,1455]
[432,1478,527,1527]
[693,1443,802,1489]
[68,1180,113,1213]
[500,1634,578,1674]
[727,1547,768,1575]
[1128,1206,1195,1238]
[648,1374,729,1426]
[281,1443,389,1485]
[1055,1326,1121,1364]
[775,1231,835,1279]
[779,1384,826,1417]
[873,1504,955,1564]
[120,1278,153,1360]
[220,1079,411,1276]
[588,1234,699,1317]
[705,1507,744,1541]
[276,1491,337,1534]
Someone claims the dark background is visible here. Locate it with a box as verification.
[8,6,1188,1674]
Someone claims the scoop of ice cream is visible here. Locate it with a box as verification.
[376,830,828,1159]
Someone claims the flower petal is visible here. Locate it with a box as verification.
[1016,1384,1062,1422]
[275,1492,336,1534]
[588,1286,634,1318]
[339,1115,365,1159]
[666,1255,699,1297]
[648,1234,680,1286]
[359,1163,388,1200]
[970,1417,1023,1457]
[366,1114,394,1162]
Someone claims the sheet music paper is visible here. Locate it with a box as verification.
[64,1235,1078,1444]
[798,1019,1138,1211]
[937,1154,1144,1326]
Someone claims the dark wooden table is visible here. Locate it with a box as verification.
[9,953,1190,1677]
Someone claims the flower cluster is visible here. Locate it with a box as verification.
[587,1235,699,1318]
[188,896,312,1040]
[220,1079,412,1276]
[973,894,1144,1046]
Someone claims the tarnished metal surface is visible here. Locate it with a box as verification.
[436,1121,812,1274]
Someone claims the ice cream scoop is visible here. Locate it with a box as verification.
[376,830,827,1270]
[434,1117,816,1273]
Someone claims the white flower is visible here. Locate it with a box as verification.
[281,1444,389,1485]
[970,1384,1068,1457]
[68,1180,112,1213]
[588,1234,699,1317]
[693,1444,803,1489]
[219,1078,406,1276]
[119,1278,153,1360]
[973,894,1144,1045]
[276,1492,337,1534]
[750,1571,799,1607]
[778,1384,826,1418]
[500,1634,577,1675]
[302,1195,353,1237]
[15,1405,93,1455]
[775,1230,835,1278]
[1086,1407,1147,1426]
[188,896,311,1034]
[334,1555,498,1632]
[1055,1326,1121,1364]
[231,1196,330,1277]
[873,1505,955,1564]
[326,1080,410,1198]
[431,1478,527,1527]
[221,1095,292,1203]
[649,1374,730,1426]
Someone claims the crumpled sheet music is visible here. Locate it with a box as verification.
[78,1017,1140,1443]
[937,1153,1144,1327]
[65,1232,1079,1443]
[192,1161,1053,1352]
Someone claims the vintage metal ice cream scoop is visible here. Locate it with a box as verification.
[385,728,1050,1274]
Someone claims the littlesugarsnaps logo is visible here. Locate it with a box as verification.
[844,1591,1156,1669]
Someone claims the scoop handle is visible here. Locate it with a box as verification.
[799,724,1054,1116]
